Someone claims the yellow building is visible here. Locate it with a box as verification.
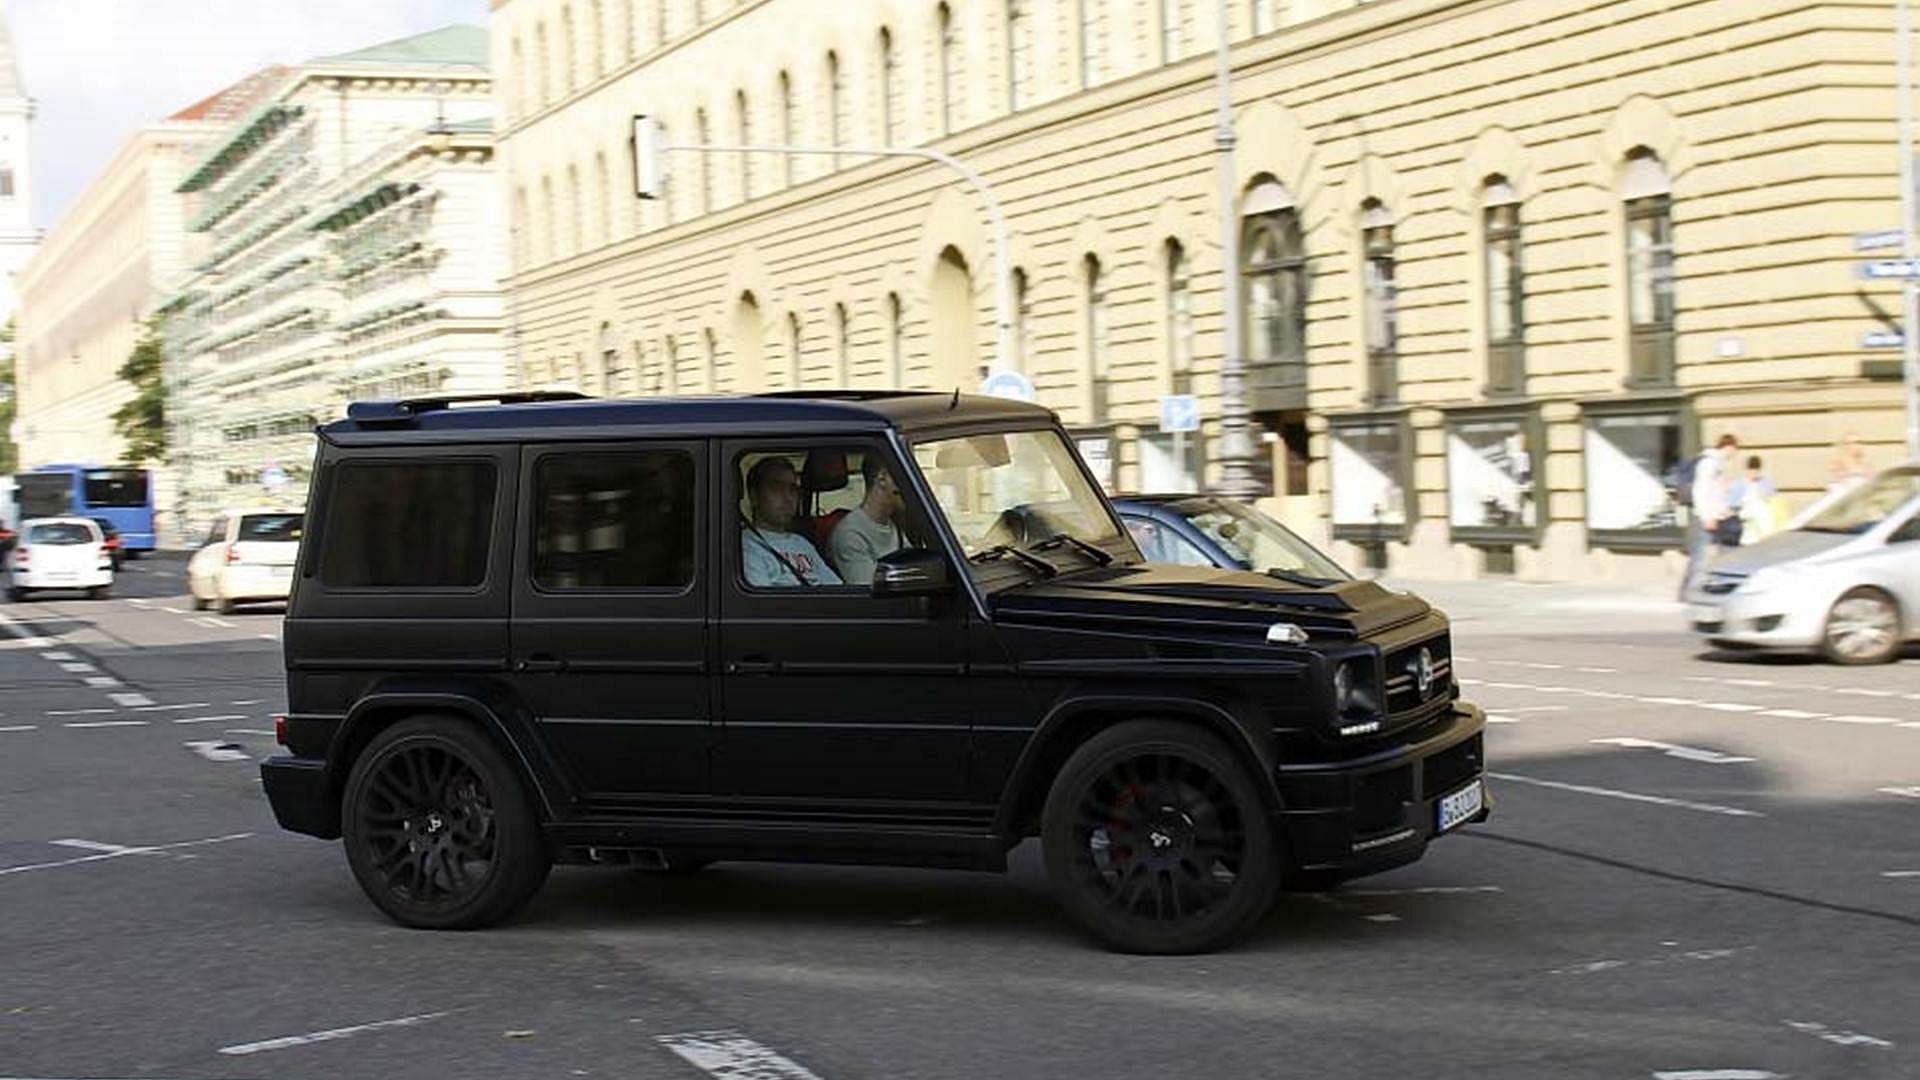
[493,0,1913,582]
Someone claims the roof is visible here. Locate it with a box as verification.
[310,25,488,69]
[168,66,289,123]
[320,391,1058,446]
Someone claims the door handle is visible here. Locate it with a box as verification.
[728,657,780,675]
[517,654,567,673]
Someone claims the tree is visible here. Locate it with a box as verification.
[112,317,168,464]
[0,318,16,475]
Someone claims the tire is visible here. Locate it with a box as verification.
[1823,587,1901,665]
[190,592,209,611]
[216,596,236,615]
[87,586,110,600]
[1041,720,1280,954]
[341,715,552,929]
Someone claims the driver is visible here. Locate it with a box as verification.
[829,456,906,585]
[741,456,843,587]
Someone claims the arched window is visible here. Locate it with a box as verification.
[1166,240,1193,394]
[1013,267,1033,370]
[703,328,719,391]
[654,0,668,45]
[938,4,963,135]
[653,118,674,223]
[541,175,556,263]
[1084,254,1110,422]
[536,22,551,104]
[828,51,848,161]
[1078,0,1104,87]
[695,107,712,213]
[931,246,974,390]
[660,336,679,394]
[1360,199,1397,404]
[887,292,905,386]
[778,71,796,186]
[735,89,754,200]
[1006,0,1032,111]
[566,164,583,256]
[834,303,852,384]
[1241,177,1307,381]
[594,153,611,246]
[589,0,605,79]
[1483,176,1525,394]
[561,5,576,93]
[1623,148,1675,386]
[1159,0,1192,63]
[597,323,619,393]
[879,28,903,144]
[732,292,765,391]
[786,312,804,387]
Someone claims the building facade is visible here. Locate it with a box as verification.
[494,0,1912,582]
[0,6,36,330]
[11,70,283,500]
[164,27,509,534]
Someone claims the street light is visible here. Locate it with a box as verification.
[1212,0,1261,499]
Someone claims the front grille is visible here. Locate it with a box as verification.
[1354,764,1413,835]
[1384,633,1453,715]
[1422,733,1483,798]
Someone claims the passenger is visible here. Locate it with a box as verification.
[741,456,843,587]
[830,457,907,585]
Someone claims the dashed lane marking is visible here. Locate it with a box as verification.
[1342,885,1503,896]
[64,719,147,729]
[107,691,154,707]
[0,831,252,878]
[1783,1019,1894,1048]
[0,725,37,733]
[83,676,121,688]
[656,1030,827,1080]
[58,662,97,673]
[1758,709,1826,719]
[1488,771,1765,818]
[1651,1071,1780,1079]
[217,1010,457,1056]
[39,650,75,661]
[1882,870,1920,878]
[1592,738,1755,765]
[1879,787,1920,799]
[131,701,210,712]
[229,698,264,706]
[1826,715,1899,725]
[173,714,245,725]
[45,707,114,716]
[50,838,151,855]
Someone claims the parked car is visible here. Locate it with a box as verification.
[7,517,114,601]
[261,391,1486,954]
[1113,494,1351,583]
[1687,464,1920,664]
[90,517,124,571]
[187,509,304,614]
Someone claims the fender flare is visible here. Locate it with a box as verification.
[332,689,571,821]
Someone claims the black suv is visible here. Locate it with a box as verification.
[263,391,1487,953]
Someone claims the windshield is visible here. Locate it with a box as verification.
[912,428,1122,566]
[1800,470,1920,535]
[1167,498,1350,580]
[28,522,95,545]
[238,513,304,542]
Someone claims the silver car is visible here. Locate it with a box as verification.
[1687,466,1920,664]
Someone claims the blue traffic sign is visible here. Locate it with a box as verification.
[1856,259,1920,280]
[979,369,1036,402]
[1159,393,1200,434]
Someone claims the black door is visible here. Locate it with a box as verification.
[714,437,971,804]
[510,441,710,800]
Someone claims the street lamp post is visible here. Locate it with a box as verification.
[1212,0,1260,498]
[1902,0,1920,458]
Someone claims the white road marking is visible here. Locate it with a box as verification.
[64,720,147,729]
[83,676,121,688]
[657,1030,826,1080]
[1362,913,1401,923]
[185,740,250,762]
[257,634,278,642]
[107,691,154,707]
[1835,687,1897,698]
[1758,708,1826,719]
[1640,696,1701,707]
[58,661,97,673]
[1592,738,1755,765]
[1651,1071,1780,1080]
[0,609,52,647]
[39,650,74,661]
[230,698,264,706]
[131,701,210,712]
[1487,771,1764,817]
[45,707,114,716]
[1576,666,1617,673]
[173,714,245,725]
[1521,662,1563,670]
[50,838,152,855]
[217,1010,456,1056]
[0,724,36,733]
[1556,945,1752,976]
[1882,870,1920,878]
[193,616,236,629]
[1878,786,1920,799]
[1499,705,1569,714]
[1783,1019,1894,1048]
[1343,885,1503,896]
[1825,714,1899,725]
[0,831,252,878]
[224,728,276,736]
[1695,702,1763,713]
[1486,714,1521,724]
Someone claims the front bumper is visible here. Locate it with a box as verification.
[1274,703,1489,880]
[11,568,113,589]
[220,564,295,603]
[260,756,340,839]
[1684,588,1824,650]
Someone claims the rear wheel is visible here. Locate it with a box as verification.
[191,594,209,611]
[1823,587,1901,665]
[215,596,236,615]
[5,587,25,602]
[342,716,552,929]
[86,586,110,600]
[1041,720,1280,954]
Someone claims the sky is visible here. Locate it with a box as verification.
[7,0,488,230]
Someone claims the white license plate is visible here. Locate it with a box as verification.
[270,565,292,578]
[1436,779,1484,834]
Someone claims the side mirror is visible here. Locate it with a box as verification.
[871,547,952,598]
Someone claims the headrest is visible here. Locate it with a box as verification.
[802,448,849,492]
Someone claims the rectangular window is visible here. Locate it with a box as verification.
[237,513,303,542]
[534,450,695,590]
[83,469,149,508]
[1626,194,1675,385]
[1446,414,1537,538]
[738,447,889,589]
[1330,420,1409,536]
[1363,223,1397,404]
[1583,407,1684,548]
[319,461,496,588]
[1485,201,1524,393]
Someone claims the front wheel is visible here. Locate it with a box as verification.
[1041,720,1280,954]
[87,586,110,600]
[341,716,552,929]
[1823,587,1902,665]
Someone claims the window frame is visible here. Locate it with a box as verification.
[1625,191,1677,388]
[1484,190,1526,396]
[305,452,512,600]
[1327,410,1418,545]
[526,444,701,597]
[1241,204,1309,410]
[724,439,919,597]
[1360,204,1398,406]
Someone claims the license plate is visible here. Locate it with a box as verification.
[1688,604,1719,623]
[270,565,292,578]
[1436,779,1484,834]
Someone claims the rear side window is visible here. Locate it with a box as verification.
[28,522,95,545]
[319,462,496,588]
[238,513,303,542]
[533,450,695,589]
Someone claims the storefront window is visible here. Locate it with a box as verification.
[1584,407,1684,547]
[1330,420,1408,536]
[1447,414,1536,536]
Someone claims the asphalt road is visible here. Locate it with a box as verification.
[2,559,1917,1080]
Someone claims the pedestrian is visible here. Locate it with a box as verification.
[1680,433,1738,598]
[1728,454,1784,544]
[1828,432,1871,493]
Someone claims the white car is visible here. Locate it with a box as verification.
[7,517,114,601]
[1686,465,1920,664]
[187,509,304,613]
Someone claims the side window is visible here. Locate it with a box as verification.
[533,450,695,589]
[204,517,228,547]
[737,445,915,589]
[319,461,496,588]
[1125,517,1214,567]
[1890,516,1920,544]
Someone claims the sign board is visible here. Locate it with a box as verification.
[1855,229,1907,252]
[1158,393,1200,433]
[979,369,1036,403]
[631,115,666,199]
[1861,330,1906,349]
[1856,259,1920,281]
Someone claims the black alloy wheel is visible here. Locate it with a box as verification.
[1042,720,1280,954]
[342,716,551,929]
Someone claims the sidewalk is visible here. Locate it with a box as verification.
[1376,574,1683,630]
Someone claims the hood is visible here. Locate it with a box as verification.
[1710,529,1857,574]
[990,562,1433,640]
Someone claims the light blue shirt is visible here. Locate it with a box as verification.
[743,527,843,587]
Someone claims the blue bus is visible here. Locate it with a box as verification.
[14,465,157,554]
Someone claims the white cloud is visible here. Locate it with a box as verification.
[8,0,487,228]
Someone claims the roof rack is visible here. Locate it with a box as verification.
[751,389,935,401]
[346,390,591,424]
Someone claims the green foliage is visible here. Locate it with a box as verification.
[112,317,169,464]
[0,319,16,476]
